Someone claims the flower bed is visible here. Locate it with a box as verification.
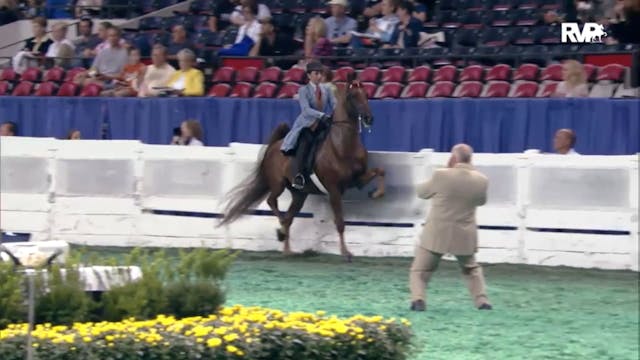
[0,305,413,360]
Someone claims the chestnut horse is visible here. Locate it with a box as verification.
[218,75,385,261]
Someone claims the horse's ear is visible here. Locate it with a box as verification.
[346,71,357,84]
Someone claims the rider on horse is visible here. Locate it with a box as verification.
[281,61,337,190]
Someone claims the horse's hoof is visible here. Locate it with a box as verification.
[276,229,286,242]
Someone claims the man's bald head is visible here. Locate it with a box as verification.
[553,128,576,154]
[452,144,473,163]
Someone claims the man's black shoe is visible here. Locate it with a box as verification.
[410,300,426,312]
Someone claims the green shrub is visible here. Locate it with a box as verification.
[34,265,91,325]
[0,262,25,329]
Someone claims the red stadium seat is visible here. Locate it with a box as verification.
[459,65,484,82]
[513,63,539,81]
[230,82,253,97]
[538,81,559,97]
[426,81,455,97]
[258,66,282,83]
[334,67,355,82]
[481,81,510,97]
[539,64,563,81]
[43,67,65,83]
[361,82,377,98]
[236,66,259,83]
[253,82,278,98]
[1,68,18,82]
[485,64,511,81]
[432,65,457,82]
[212,66,235,83]
[80,83,102,97]
[57,82,79,96]
[381,66,405,83]
[34,81,57,96]
[401,82,429,98]
[510,81,538,97]
[453,81,483,97]
[0,81,10,95]
[63,67,86,82]
[12,81,34,96]
[374,82,402,99]
[276,82,301,98]
[584,63,596,81]
[21,67,41,82]
[407,66,431,82]
[281,67,306,83]
[596,64,626,82]
[208,83,231,97]
[359,67,380,82]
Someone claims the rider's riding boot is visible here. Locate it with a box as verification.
[293,134,311,190]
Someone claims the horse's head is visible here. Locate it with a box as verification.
[344,72,374,128]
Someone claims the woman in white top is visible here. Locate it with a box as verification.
[554,60,590,97]
[234,2,262,56]
[172,120,204,146]
[230,0,271,25]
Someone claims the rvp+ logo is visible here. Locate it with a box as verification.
[561,23,607,43]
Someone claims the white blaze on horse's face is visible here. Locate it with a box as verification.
[349,82,374,127]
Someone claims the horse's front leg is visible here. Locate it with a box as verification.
[328,190,352,262]
[357,167,386,199]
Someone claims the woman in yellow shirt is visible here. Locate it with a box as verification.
[167,49,204,96]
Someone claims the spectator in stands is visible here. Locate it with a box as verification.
[74,18,100,57]
[138,44,176,98]
[350,0,399,48]
[67,129,81,139]
[172,120,204,146]
[607,0,640,44]
[553,129,579,155]
[167,25,195,61]
[166,49,204,96]
[89,21,127,57]
[384,0,421,49]
[321,66,337,96]
[45,22,75,68]
[0,0,20,25]
[259,20,295,56]
[410,0,428,22]
[12,16,52,73]
[24,0,44,18]
[325,0,357,46]
[0,121,18,136]
[219,2,262,56]
[75,0,102,18]
[75,26,128,87]
[554,60,589,97]
[230,0,271,25]
[208,0,236,32]
[304,17,332,61]
[101,47,146,97]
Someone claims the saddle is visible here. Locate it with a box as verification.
[288,125,330,188]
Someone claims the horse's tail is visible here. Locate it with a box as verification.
[217,123,290,227]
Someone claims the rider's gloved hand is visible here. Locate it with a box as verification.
[319,114,332,127]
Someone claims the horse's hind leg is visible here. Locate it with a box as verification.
[328,190,352,262]
[278,190,308,255]
[267,181,285,229]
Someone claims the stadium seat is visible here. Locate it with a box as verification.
[485,64,512,81]
[538,26,561,44]
[453,81,483,97]
[513,26,536,45]
[208,83,231,97]
[57,82,79,96]
[276,82,301,98]
[490,10,515,26]
[281,67,306,83]
[139,16,163,30]
[80,83,102,97]
[440,10,463,28]
[362,82,378,98]
[584,63,597,81]
[482,81,511,97]
[212,66,235,83]
[236,66,259,83]
[537,81,559,97]
[34,82,57,96]
[461,0,486,11]
[258,67,282,83]
[11,81,34,96]
[230,82,253,97]
[334,67,355,82]
[510,81,538,97]
[539,64,563,81]
[517,0,539,9]
[359,67,380,83]
[491,0,513,10]
[374,82,402,99]
[540,0,561,10]
[596,64,626,82]
[400,82,429,98]
[514,8,539,26]
[64,67,86,82]
[426,81,455,97]
[43,67,65,83]
[481,27,512,47]
[589,83,616,97]
[253,82,278,98]
[461,10,485,29]
[0,81,10,95]
[432,65,457,82]
[513,63,539,81]
[381,66,405,83]
[459,65,484,82]
[21,67,41,82]
[1,68,18,82]
[407,66,431,82]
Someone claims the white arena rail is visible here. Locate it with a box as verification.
[1,137,637,271]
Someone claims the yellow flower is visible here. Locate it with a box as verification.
[226,345,239,353]
[224,333,239,342]
[82,336,91,343]
[207,337,222,348]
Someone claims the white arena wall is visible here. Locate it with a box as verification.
[1,136,638,271]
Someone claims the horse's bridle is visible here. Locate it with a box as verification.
[332,83,373,133]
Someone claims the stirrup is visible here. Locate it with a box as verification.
[293,174,305,190]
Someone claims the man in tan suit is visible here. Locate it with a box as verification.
[409,144,492,311]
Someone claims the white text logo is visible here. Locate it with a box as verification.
[561,23,607,43]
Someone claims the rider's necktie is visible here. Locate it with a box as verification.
[315,85,322,110]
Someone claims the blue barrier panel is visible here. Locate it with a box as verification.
[1,97,638,154]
